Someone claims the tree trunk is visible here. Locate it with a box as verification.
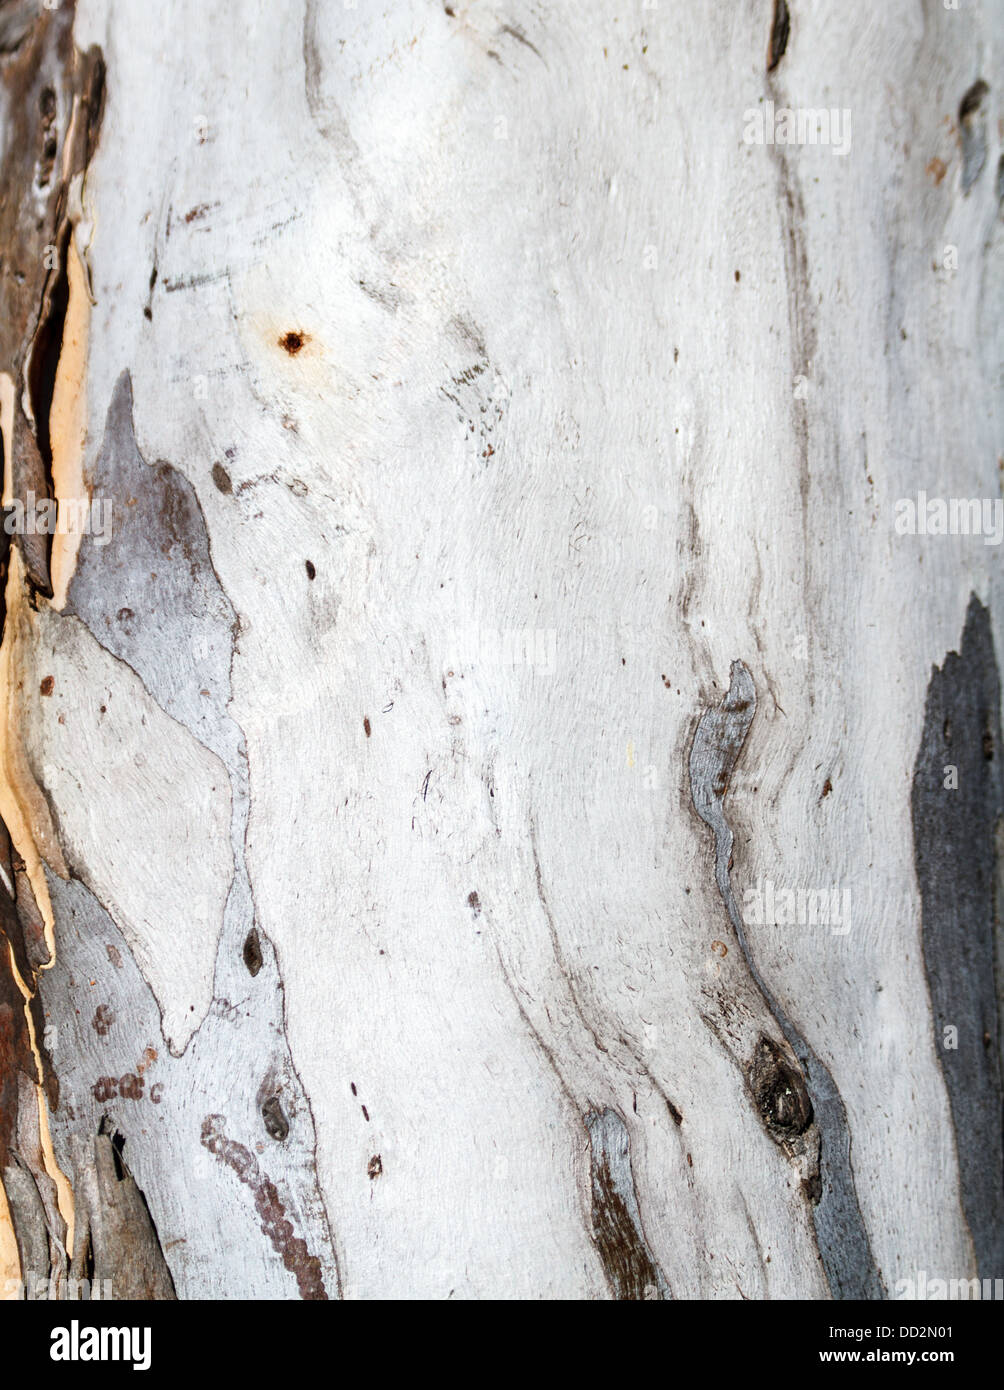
[0,0,1001,1301]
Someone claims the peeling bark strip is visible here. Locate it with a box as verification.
[0,0,104,595]
[689,663,883,1299]
[0,832,38,1168]
[584,1109,670,1300]
[67,1121,176,1300]
[200,1116,328,1300]
[912,594,1004,1282]
[0,0,104,1294]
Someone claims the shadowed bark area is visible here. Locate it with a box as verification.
[913,594,1004,1283]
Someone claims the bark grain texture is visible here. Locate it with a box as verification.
[0,0,1001,1299]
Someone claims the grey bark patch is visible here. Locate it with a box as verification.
[40,851,340,1298]
[2,1154,51,1297]
[689,661,884,1299]
[912,593,1003,1281]
[65,369,236,750]
[584,1108,671,1300]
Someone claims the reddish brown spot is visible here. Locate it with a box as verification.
[211,461,232,494]
[363,716,371,738]
[243,927,263,977]
[820,777,832,800]
[367,1153,383,1179]
[926,156,947,185]
[118,1072,144,1100]
[92,1003,114,1036]
[39,675,54,696]
[279,330,307,355]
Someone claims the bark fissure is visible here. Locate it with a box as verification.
[689,661,883,1298]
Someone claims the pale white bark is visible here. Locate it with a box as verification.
[1,0,1001,1300]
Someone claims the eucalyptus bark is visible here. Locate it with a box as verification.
[0,0,1001,1301]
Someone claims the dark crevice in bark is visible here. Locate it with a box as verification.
[959,79,989,194]
[912,594,1003,1281]
[767,0,790,72]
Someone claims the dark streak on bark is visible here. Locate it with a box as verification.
[959,80,989,194]
[767,0,790,73]
[585,1108,670,1300]
[763,41,817,641]
[689,661,884,1299]
[912,594,1003,1280]
[498,22,547,68]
